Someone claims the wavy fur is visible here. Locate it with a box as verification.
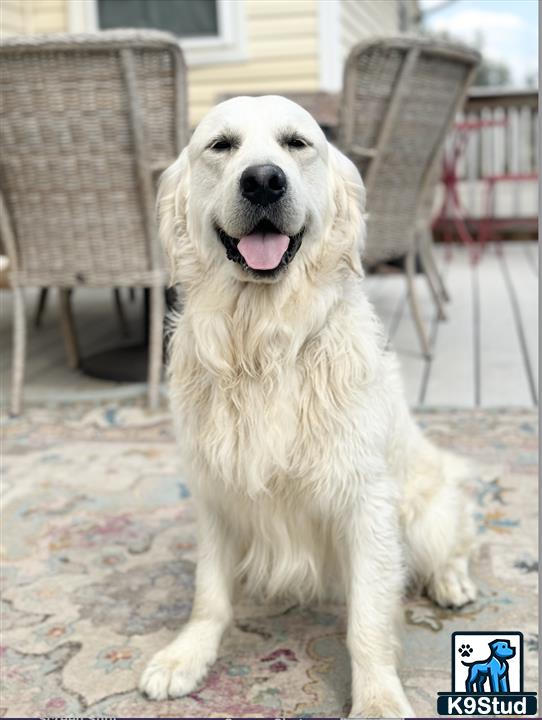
[140,96,477,717]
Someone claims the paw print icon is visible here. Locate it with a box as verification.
[459,643,473,658]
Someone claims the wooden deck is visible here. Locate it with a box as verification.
[0,242,538,410]
[366,241,537,407]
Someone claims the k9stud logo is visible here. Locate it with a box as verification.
[437,631,537,715]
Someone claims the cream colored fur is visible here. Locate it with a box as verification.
[139,96,477,717]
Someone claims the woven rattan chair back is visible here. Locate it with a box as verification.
[0,30,187,286]
[339,36,480,267]
[0,30,188,413]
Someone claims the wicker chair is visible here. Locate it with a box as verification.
[339,36,480,357]
[0,30,188,414]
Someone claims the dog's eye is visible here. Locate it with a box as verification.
[286,137,308,149]
[210,138,233,151]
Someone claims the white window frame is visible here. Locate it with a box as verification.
[68,0,247,66]
[318,0,342,92]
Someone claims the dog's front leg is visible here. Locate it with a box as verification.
[139,499,236,700]
[346,482,413,719]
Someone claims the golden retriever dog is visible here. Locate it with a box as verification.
[139,96,477,717]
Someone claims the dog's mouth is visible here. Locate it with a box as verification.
[216,219,304,277]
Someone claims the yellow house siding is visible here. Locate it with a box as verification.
[31,0,68,32]
[188,0,319,124]
[340,0,399,62]
[1,0,26,36]
[2,0,319,126]
[1,0,67,34]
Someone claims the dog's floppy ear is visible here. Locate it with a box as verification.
[327,143,366,276]
[157,147,191,285]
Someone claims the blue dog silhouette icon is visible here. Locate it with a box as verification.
[462,639,516,693]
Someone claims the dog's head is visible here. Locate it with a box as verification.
[159,95,365,286]
[490,640,515,659]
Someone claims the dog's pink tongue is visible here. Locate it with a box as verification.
[237,232,289,270]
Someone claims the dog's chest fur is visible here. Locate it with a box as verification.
[167,279,397,600]
[169,279,381,498]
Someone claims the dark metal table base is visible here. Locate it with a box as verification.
[80,344,148,382]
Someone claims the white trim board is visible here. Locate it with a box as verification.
[67,0,247,66]
[317,0,342,92]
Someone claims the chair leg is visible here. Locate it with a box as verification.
[34,287,49,328]
[113,288,130,338]
[431,243,451,303]
[419,234,447,321]
[421,229,450,302]
[59,288,80,370]
[147,284,164,411]
[421,254,447,322]
[10,285,26,416]
[405,246,431,359]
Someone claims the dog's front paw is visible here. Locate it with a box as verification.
[350,693,414,718]
[350,673,414,718]
[139,644,212,700]
[428,563,477,609]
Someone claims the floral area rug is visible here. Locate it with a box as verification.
[1,403,538,718]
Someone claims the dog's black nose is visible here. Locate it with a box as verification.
[240,164,287,206]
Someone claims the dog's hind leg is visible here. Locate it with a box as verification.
[465,672,476,694]
[427,553,477,609]
[477,677,488,693]
[401,441,477,608]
